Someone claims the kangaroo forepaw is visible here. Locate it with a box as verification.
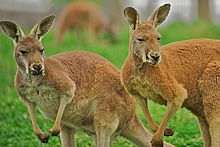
[37,132,49,143]
[49,128,60,136]
[151,139,164,147]
[164,127,174,136]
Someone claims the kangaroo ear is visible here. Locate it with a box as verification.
[147,4,171,29]
[0,20,24,45]
[30,14,55,41]
[124,7,140,30]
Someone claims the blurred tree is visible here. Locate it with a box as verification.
[103,0,123,40]
[198,0,211,21]
[53,0,102,6]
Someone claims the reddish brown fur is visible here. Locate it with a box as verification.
[56,1,116,43]
[121,5,220,147]
[0,15,174,147]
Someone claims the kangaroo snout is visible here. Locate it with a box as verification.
[150,53,160,60]
[29,63,44,75]
[150,53,161,62]
[144,53,161,65]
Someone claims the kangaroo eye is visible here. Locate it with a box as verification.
[20,50,28,55]
[137,38,145,42]
[40,48,44,53]
[157,37,161,41]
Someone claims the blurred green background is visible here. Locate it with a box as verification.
[0,0,219,146]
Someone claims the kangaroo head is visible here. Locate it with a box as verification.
[124,4,170,65]
[0,15,55,76]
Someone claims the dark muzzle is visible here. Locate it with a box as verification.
[29,63,43,75]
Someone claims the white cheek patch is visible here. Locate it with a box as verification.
[41,57,45,70]
[142,51,149,63]
[29,64,35,71]
[25,64,29,74]
[42,64,45,71]
[23,59,29,74]
[142,55,147,63]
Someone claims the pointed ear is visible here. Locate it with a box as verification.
[124,7,140,30]
[147,4,170,29]
[0,20,24,45]
[30,14,55,41]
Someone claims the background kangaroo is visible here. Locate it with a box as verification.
[0,15,175,147]
[56,1,116,44]
[121,4,220,147]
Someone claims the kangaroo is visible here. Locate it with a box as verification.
[0,15,174,147]
[121,4,220,147]
[56,1,116,44]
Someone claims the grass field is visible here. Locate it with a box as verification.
[1,20,220,147]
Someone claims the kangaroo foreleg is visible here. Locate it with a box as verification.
[26,102,49,143]
[136,96,174,136]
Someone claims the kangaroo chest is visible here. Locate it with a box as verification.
[21,82,61,119]
[19,79,96,134]
[129,77,167,105]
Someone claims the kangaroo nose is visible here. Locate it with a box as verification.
[33,64,42,71]
[150,53,160,61]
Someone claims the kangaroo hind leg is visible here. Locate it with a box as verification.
[121,114,174,147]
[94,111,119,147]
[60,124,76,147]
[199,60,220,147]
[121,114,152,147]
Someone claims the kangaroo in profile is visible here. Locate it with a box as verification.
[0,15,175,147]
[121,4,220,147]
[56,1,117,44]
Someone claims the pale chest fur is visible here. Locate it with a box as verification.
[20,78,61,120]
[18,76,96,134]
[122,59,165,104]
[128,76,167,105]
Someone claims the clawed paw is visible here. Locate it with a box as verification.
[164,126,174,136]
[151,139,164,147]
[37,132,49,143]
[49,128,60,136]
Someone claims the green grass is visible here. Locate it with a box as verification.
[1,21,220,146]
